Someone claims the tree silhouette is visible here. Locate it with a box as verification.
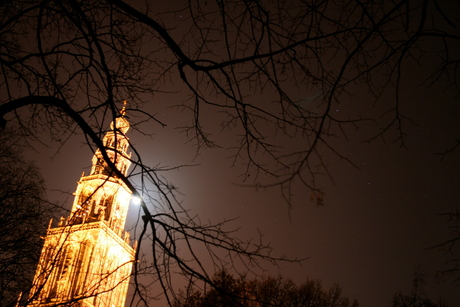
[0,129,63,307]
[392,270,448,307]
[0,0,459,305]
[432,212,460,282]
[173,270,359,307]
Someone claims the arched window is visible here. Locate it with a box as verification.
[75,190,97,223]
[78,194,91,214]
[71,241,89,296]
[105,136,115,148]
[92,158,105,175]
[101,196,113,221]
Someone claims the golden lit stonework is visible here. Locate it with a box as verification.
[27,108,135,307]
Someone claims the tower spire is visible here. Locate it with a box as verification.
[120,100,127,116]
[27,115,134,307]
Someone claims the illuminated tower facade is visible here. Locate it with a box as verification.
[28,107,135,307]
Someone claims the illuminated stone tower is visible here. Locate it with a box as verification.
[28,105,135,307]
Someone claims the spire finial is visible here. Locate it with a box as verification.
[120,100,127,116]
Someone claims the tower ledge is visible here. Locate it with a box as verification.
[47,221,135,256]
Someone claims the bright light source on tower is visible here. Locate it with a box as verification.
[131,196,142,205]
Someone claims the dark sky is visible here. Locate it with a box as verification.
[18,1,460,306]
[28,74,460,306]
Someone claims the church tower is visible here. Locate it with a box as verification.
[27,104,135,307]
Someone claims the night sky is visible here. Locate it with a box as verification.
[26,71,460,306]
[14,0,460,306]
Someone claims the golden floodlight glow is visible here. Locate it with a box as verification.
[27,105,135,307]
